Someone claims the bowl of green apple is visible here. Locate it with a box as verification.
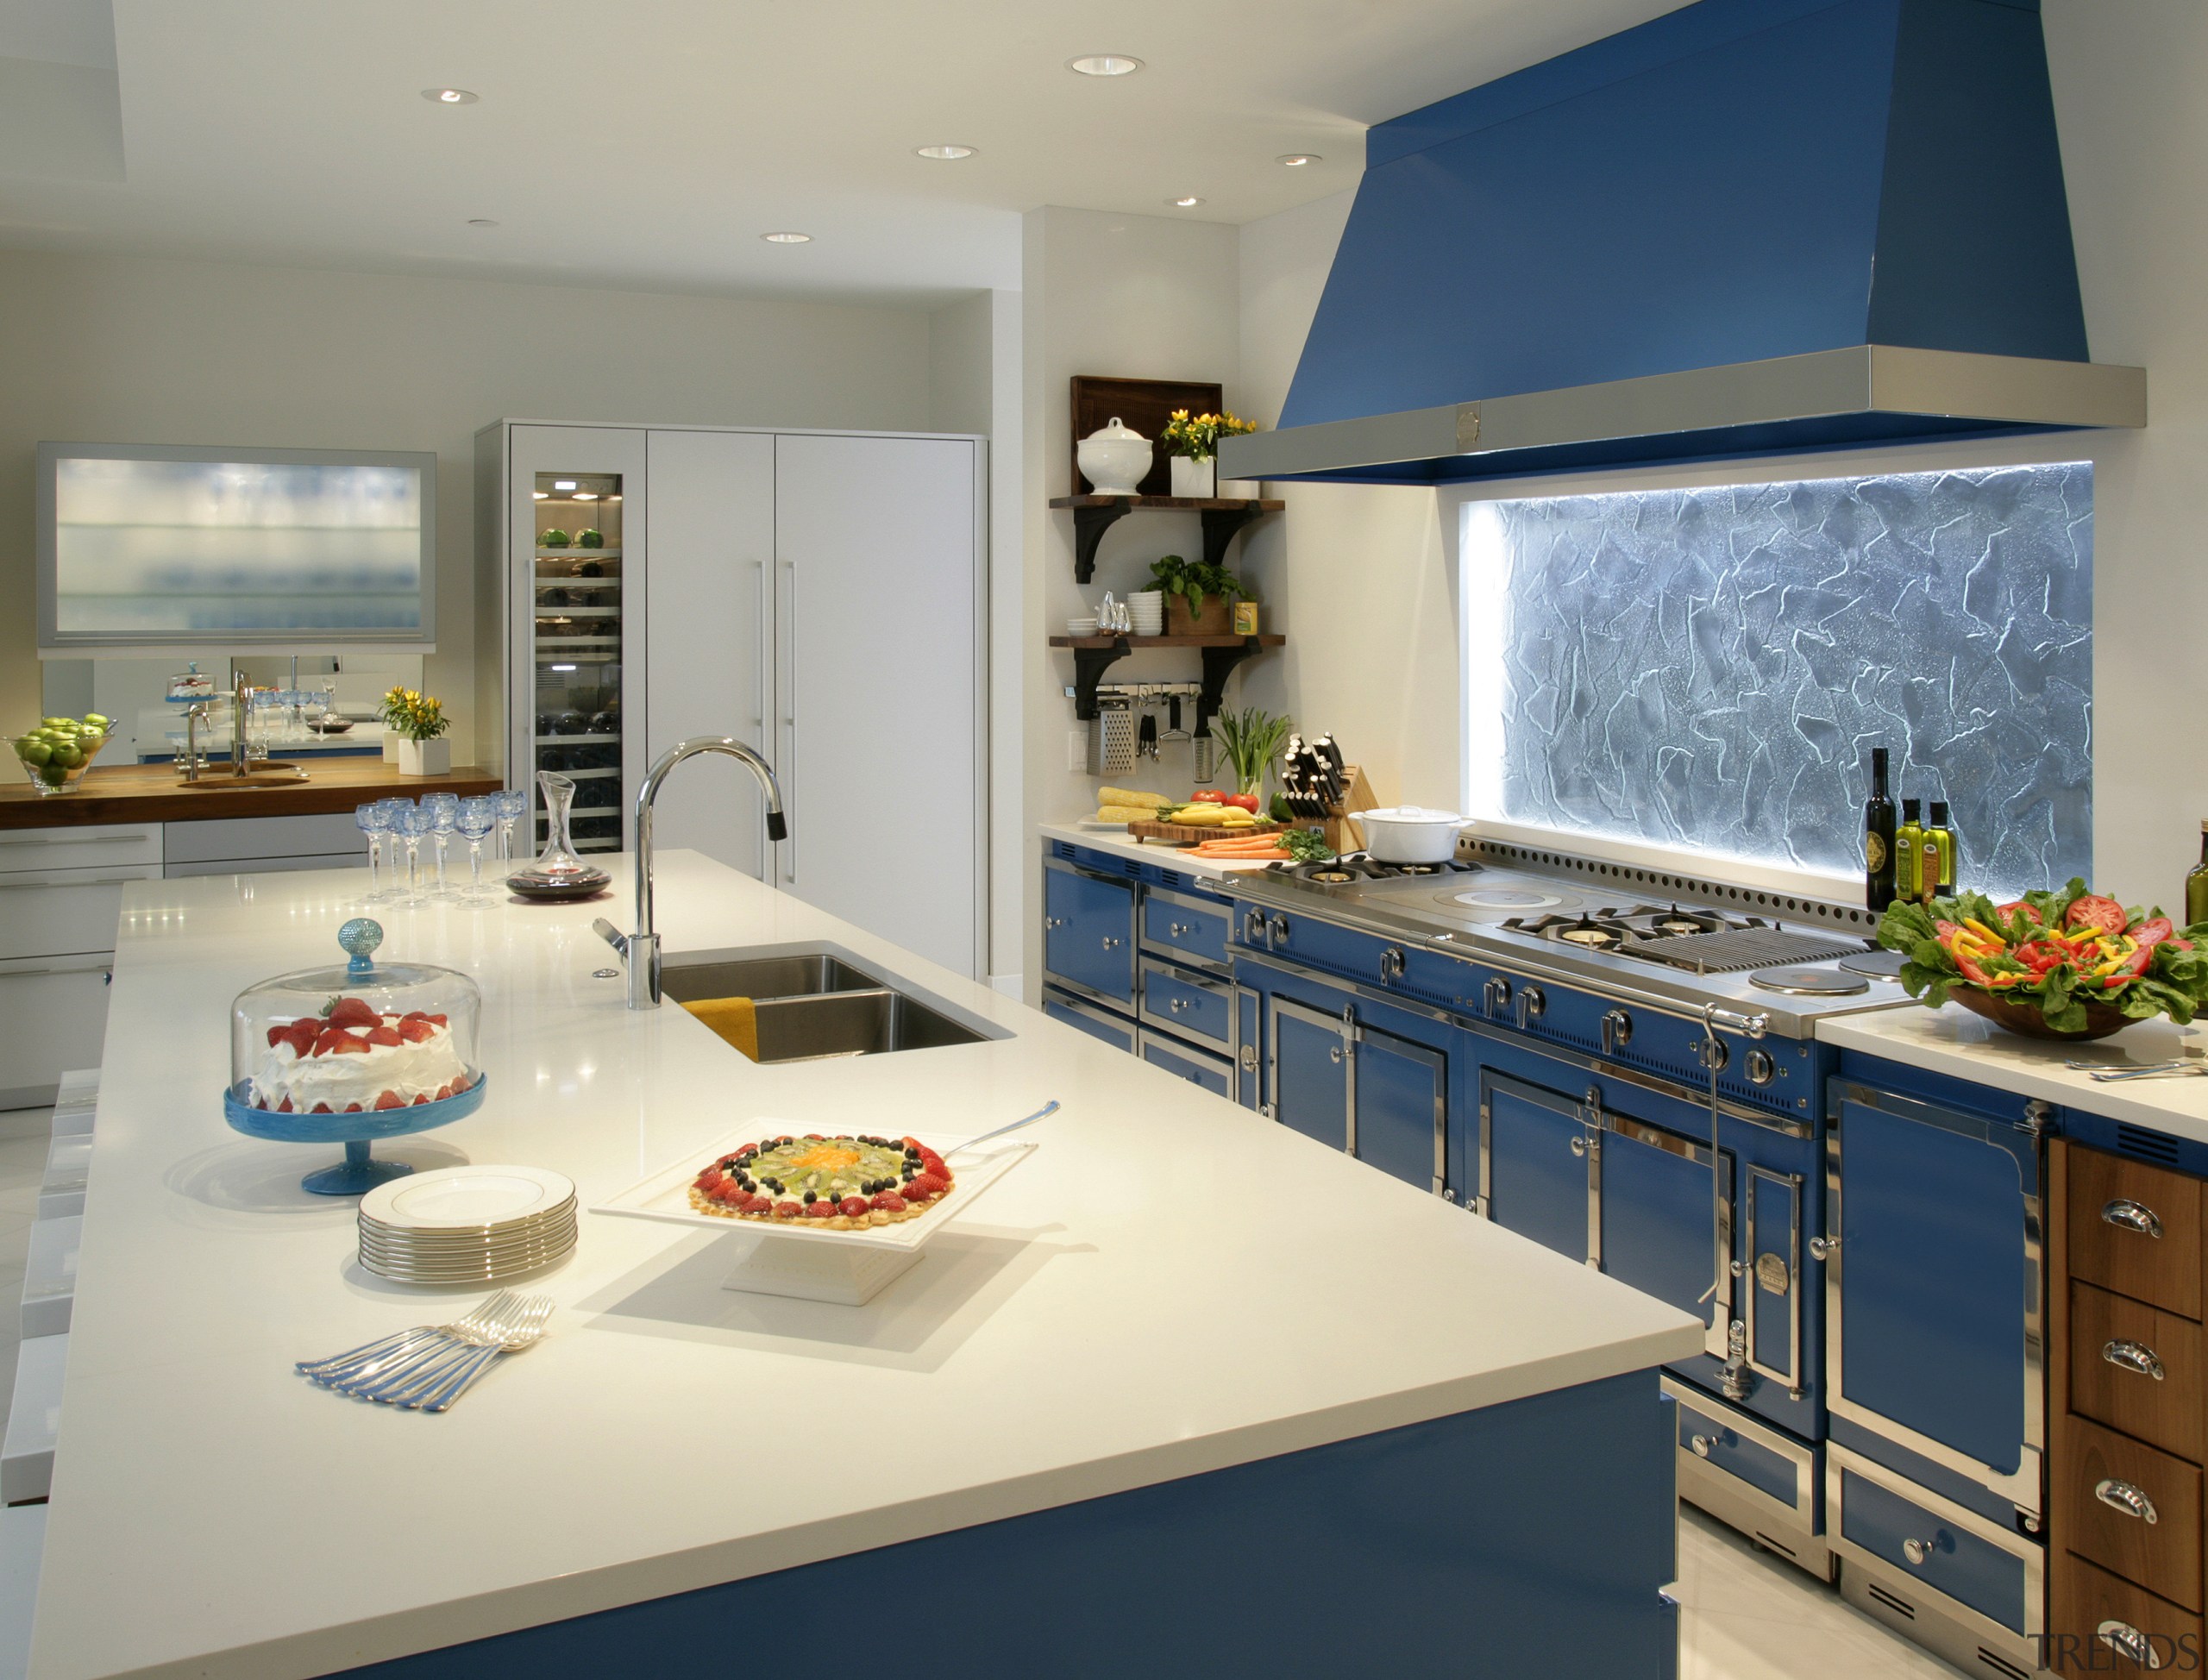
[12,714,115,794]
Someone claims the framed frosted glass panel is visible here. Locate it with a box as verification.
[37,442,436,649]
[1463,464,2092,899]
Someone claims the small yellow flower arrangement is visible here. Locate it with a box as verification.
[380,685,449,743]
[1161,409,1259,462]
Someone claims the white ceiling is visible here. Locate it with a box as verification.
[0,0,1685,309]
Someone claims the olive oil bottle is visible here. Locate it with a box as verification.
[2186,822,2208,926]
[1865,747,1897,910]
[1928,800,1956,895]
[1894,799,1923,905]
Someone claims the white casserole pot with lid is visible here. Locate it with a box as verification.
[1358,806,1467,864]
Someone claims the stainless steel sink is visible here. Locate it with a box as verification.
[660,953,881,1006]
[658,947,994,1063]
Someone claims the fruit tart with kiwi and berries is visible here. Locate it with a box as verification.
[689,1133,954,1228]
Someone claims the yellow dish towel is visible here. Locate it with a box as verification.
[682,996,759,1062]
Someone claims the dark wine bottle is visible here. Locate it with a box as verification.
[1865,747,1897,910]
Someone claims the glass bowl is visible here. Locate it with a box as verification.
[12,718,116,795]
[223,918,488,1194]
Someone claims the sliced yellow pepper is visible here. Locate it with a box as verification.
[1963,918,2004,945]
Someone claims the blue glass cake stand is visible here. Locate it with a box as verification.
[220,917,489,1195]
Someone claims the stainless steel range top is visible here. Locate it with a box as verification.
[1222,852,1911,1038]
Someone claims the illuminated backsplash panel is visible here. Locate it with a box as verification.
[1472,464,2092,897]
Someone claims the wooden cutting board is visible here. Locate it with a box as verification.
[1126,818,1283,844]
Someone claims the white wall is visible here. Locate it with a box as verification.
[0,249,942,759]
[1019,205,1244,999]
[1227,0,2208,912]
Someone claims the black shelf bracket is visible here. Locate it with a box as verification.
[1071,499,1135,584]
[1070,637,1132,721]
[1199,501,1266,570]
[1196,636,1267,734]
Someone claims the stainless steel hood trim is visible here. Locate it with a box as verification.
[1220,345,2146,481]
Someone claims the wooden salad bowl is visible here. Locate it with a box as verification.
[1944,983,2135,1042]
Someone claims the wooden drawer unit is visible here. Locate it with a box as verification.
[2051,1550,2205,1675]
[2072,1281,2207,1463]
[2058,1414,2205,1611]
[2070,1147,2205,1320]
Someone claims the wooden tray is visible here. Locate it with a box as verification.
[1127,818,1283,844]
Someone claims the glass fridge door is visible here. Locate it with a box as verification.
[530,471,626,856]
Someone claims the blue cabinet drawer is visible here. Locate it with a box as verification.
[1042,987,1136,1053]
[1665,1376,1811,1520]
[1142,887,1230,969]
[1139,1030,1233,1097]
[1044,862,1137,1005]
[1832,1445,2038,1638]
[1138,956,1233,1052]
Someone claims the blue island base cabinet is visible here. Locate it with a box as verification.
[340,1372,1680,1678]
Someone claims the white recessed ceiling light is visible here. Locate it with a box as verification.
[761,230,812,244]
[1068,54,1142,77]
[1277,154,1321,167]
[467,217,498,228]
[1169,195,1204,208]
[915,144,976,160]
[421,88,478,104]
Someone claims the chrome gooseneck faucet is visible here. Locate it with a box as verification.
[595,736,788,1009]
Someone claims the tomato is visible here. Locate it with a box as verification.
[2067,894,2129,936]
[1189,790,1226,805]
[1220,793,1260,812]
[2014,941,2072,974]
[1995,900,2035,920]
[1954,950,1998,987]
[2136,916,2177,948]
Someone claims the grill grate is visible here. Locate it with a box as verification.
[1628,927,1865,974]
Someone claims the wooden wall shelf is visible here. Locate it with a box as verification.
[1050,633,1286,724]
[1049,495,1285,583]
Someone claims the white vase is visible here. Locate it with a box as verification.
[381,731,399,764]
[1076,417,1152,495]
[1170,456,1216,499]
[397,737,451,777]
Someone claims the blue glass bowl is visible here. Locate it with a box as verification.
[222,1074,489,1195]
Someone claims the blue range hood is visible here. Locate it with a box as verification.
[1220,0,2144,486]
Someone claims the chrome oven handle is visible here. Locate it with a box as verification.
[2096,1478,2161,1524]
[2104,1339,2168,1381]
[2104,1199,2166,1239]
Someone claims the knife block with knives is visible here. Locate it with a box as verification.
[1280,734,1377,854]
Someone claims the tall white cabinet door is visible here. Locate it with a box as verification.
[775,434,982,976]
[644,430,777,879]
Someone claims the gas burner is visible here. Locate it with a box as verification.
[1507,912,1636,949]
[1283,853,1481,884]
[1455,887,1568,910]
[1305,868,1358,885]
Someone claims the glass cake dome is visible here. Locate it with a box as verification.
[224,918,488,1194]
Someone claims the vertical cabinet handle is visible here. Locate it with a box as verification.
[2095,1479,2161,1524]
[779,558,797,887]
[2104,1340,2168,1381]
[2104,1199,2166,1238]
[2098,1620,2164,1669]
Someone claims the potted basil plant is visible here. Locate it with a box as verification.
[1147,554,1249,635]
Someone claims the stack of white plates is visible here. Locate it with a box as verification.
[358,1166,577,1284]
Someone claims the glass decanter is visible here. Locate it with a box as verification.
[506,770,610,896]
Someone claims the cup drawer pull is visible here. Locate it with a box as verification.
[2096,1477,2161,1524]
[2104,1339,2168,1381]
[2104,1199,2167,1238]
[2098,1620,2166,1669]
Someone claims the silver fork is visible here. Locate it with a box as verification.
[299,1291,520,1390]
[345,1294,536,1403]
[409,1296,555,1412]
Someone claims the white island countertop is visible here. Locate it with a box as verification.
[33,852,1699,1680]
[1817,1001,2208,1144]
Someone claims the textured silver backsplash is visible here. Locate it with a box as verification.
[1485,463,2092,898]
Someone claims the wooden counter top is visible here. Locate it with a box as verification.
[0,760,504,828]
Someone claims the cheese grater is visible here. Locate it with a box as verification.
[1088,699,1137,776]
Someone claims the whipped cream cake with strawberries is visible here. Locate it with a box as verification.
[689,1133,954,1228]
[251,994,476,1115]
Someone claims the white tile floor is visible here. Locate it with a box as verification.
[0,1104,1962,1677]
